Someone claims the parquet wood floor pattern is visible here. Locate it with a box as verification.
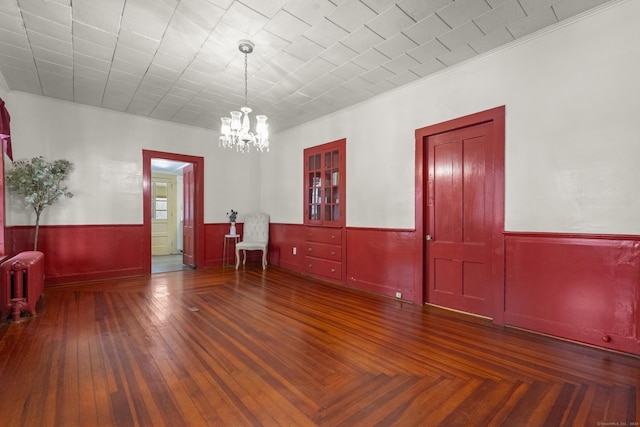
[0,266,638,426]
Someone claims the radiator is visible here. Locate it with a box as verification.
[0,251,45,322]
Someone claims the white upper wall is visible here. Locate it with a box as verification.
[5,92,262,226]
[4,0,639,235]
[262,0,640,234]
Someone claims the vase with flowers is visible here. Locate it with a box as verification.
[227,209,238,235]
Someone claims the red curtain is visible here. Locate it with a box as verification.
[0,97,12,160]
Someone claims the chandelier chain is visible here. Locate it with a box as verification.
[244,52,248,107]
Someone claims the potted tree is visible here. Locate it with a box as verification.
[5,156,74,250]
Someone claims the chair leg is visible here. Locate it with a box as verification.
[235,247,240,269]
[262,249,267,270]
[242,250,247,266]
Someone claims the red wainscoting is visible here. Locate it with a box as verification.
[6,225,147,284]
[203,222,244,268]
[504,232,640,354]
[268,223,306,273]
[345,227,422,303]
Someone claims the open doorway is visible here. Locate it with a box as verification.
[151,160,191,273]
[142,150,205,275]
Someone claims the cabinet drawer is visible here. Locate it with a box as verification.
[305,242,341,261]
[306,227,342,244]
[305,257,342,280]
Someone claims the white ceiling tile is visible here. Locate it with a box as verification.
[220,1,269,36]
[0,11,27,34]
[517,0,555,15]
[0,1,21,16]
[387,69,420,86]
[72,0,124,34]
[239,0,287,18]
[111,57,149,77]
[0,28,30,49]
[263,9,310,42]
[175,0,225,32]
[72,20,117,49]
[0,54,35,71]
[0,64,41,94]
[39,71,73,100]
[360,65,394,83]
[366,79,396,94]
[327,0,378,32]
[304,18,349,48]
[469,27,514,54]
[117,27,161,52]
[474,1,527,35]
[35,58,72,75]
[32,45,72,67]
[408,39,448,63]
[74,63,109,80]
[366,5,415,39]
[22,11,71,43]
[361,0,396,14]
[553,0,610,21]
[157,13,209,60]
[331,61,366,80]
[26,30,72,54]
[255,52,305,84]
[375,33,417,58]
[107,69,143,88]
[19,0,70,26]
[74,82,106,106]
[0,0,614,133]
[319,42,358,66]
[73,38,115,62]
[437,44,477,66]
[0,42,33,61]
[403,13,450,44]
[341,26,384,53]
[127,98,156,115]
[283,36,324,62]
[290,57,334,82]
[508,7,558,38]
[397,0,452,21]
[284,0,337,25]
[437,0,491,28]
[351,48,390,70]
[121,0,177,41]
[438,21,484,51]
[113,44,154,67]
[382,53,420,74]
[341,76,371,91]
[410,57,445,77]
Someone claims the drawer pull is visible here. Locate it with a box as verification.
[308,247,312,252]
[331,235,335,239]
[330,251,336,256]
[308,264,313,268]
[330,268,336,273]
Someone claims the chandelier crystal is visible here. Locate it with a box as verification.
[219,40,269,153]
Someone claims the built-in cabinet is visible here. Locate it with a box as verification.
[303,139,346,282]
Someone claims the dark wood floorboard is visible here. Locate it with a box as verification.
[0,266,638,426]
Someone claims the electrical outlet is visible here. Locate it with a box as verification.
[395,292,402,299]
[293,247,297,255]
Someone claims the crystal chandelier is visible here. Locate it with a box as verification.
[219,40,269,153]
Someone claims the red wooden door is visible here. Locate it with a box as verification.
[426,122,494,317]
[182,164,195,266]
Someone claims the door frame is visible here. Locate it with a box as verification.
[142,150,205,273]
[415,106,505,323]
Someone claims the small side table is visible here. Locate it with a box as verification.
[223,234,240,267]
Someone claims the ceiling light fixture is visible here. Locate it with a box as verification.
[219,40,269,153]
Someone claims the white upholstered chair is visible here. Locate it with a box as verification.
[235,213,269,270]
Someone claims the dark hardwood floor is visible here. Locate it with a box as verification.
[0,266,638,426]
